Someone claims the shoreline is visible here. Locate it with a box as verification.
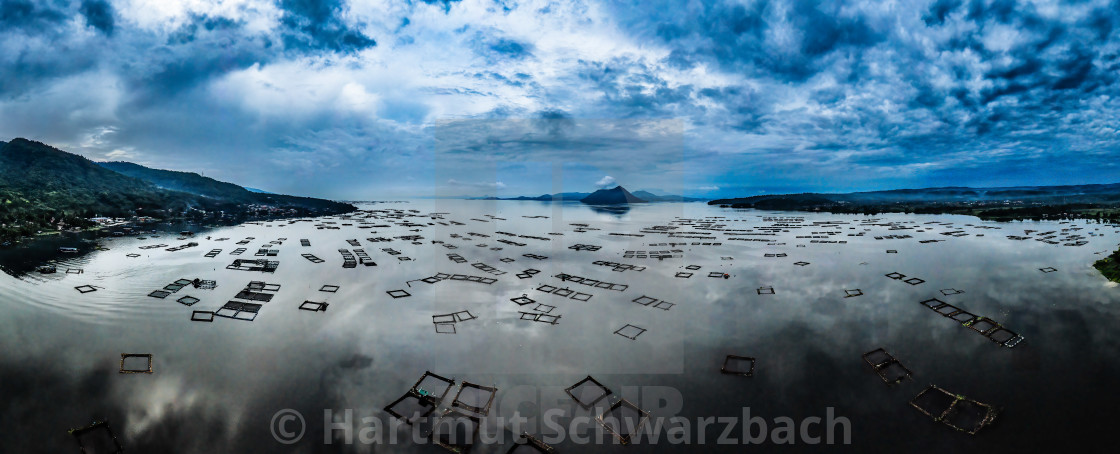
[1094,249,1120,283]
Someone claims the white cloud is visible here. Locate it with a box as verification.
[594,175,616,187]
[447,179,506,190]
[697,185,720,191]
[105,149,134,159]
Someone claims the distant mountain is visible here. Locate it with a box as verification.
[1,138,194,238]
[479,189,704,202]
[98,161,354,212]
[580,186,648,205]
[710,183,1120,208]
[0,138,353,240]
[708,183,1120,221]
[631,190,707,202]
[475,192,592,201]
[99,161,256,203]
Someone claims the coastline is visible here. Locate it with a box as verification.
[1095,249,1120,283]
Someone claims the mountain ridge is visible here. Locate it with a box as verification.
[0,138,354,241]
[476,188,705,202]
[580,186,648,205]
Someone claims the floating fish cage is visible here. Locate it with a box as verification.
[909,385,999,435]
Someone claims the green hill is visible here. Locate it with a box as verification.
[98,161,353,212]
[99,161,257,203]
[1,139,190,237]
[1095,248,1120,283]
[0,138,354,241]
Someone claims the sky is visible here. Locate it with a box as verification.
[1,0,1119,200]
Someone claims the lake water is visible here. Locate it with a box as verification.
[2,200,1118,453]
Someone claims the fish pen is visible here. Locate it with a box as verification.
[446,274,498,285]
[593,260,646,272]
[301,253,325,263]
[430,409,481,453]
[319,284,340,293]
[339,249,357,268]
[516,268,542,279]
[119,353,153,374]
[452,382,498,416]
[909,385,998,435]
[845,289,864,298]
[632,295,673,311]
[387,289,411,298]
[74,285,97,294]
[226,259,279,272]
[384,392,437,425]
[511,296,535,306]
[861,348,913,384]
[597,398,650,445]
[191,311,214,322]
[720,355,755,377]
[507,433,556,453]
[519,312,561,325]
[920,300,1025,347]
[614,324,646,340]
[177,296,199,306]
[299,301,328,312]
[553,273,627,291]
[565,375,612,410]
[69,420,123,454]
[471,262,506,275]
[215,301,262,321]
[353,249,375,266]
[432,310,476,332]
[235,288,276,302]
[412,371,456,402]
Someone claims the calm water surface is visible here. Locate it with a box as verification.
[2,200,1118,453]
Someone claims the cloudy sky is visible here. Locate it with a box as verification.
[2,0,1118,199]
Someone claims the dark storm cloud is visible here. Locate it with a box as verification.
[2,0,1120,199]
[488,37,533,59]
[417,0,463,13]
[78,0,114,36]
[278,0,376,54]
[923,0,963,26]
[0,0,67,33]
[644,0,885,82]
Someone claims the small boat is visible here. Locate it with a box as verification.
[58,247,79,253]
[36,265,57,274]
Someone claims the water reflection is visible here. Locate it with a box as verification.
[1,201,1118,452]
[584,204,631,217]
